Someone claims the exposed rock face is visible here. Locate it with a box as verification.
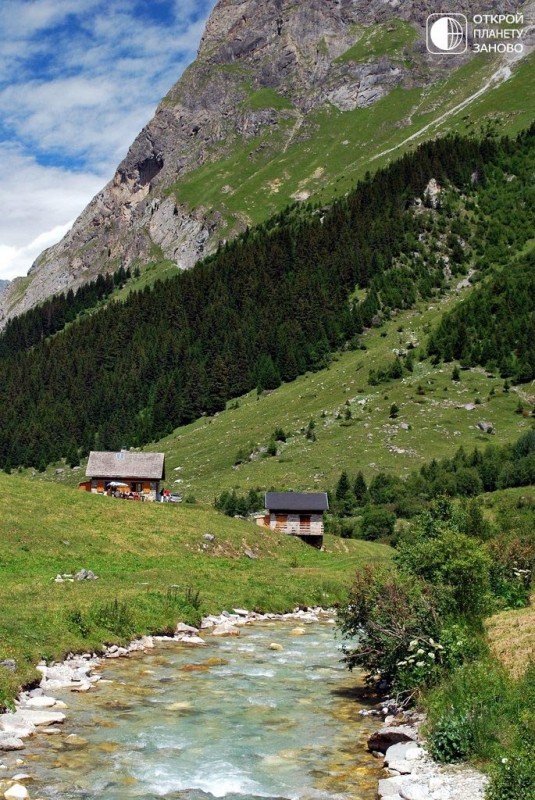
[0,0,519,325]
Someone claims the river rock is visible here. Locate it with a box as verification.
[378,776,408,797]
[20,696,57,709]
[386,743,423,764]
[176,634,207,646]
[269,643,284,651]
[4,784,29,800]
[400,783,432,800]
[175,623,199,635]
[64,734,89,749]
[0,735,25,752]
[368,725,418,753]
[0,719,35,739]
[290,628,306,635]
[211,623,240,637]
[9,710,65,727]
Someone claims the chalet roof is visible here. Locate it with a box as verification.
[265,492,329,512]
[86,451,165,480]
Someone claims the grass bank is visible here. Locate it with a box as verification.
[0,473,391,709]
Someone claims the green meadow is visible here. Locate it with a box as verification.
[0,474,391,707]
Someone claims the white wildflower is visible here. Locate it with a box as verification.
[416,661,425,667]
[417,648,425,655]
[428,652,436,659]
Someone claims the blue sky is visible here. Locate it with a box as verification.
[0,0,216,281]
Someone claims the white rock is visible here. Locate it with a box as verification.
[10,710,65,727]
[175,623,199,635]
[21,696,56,709]
[210,623,240,637]
[378,777,408,797]
[400,783,432,800]
[0,735,25,752]
[269,643,284,651]
[175,635,206,646]
[388,760,413,775]
[386,743,423,764]
[4,783,29,799]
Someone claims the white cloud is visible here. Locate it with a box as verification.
[0,144,105,280]
[0,223,74,282]
[0,0,216,280]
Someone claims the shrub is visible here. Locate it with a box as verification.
[396,524,492,619]
[427,712,474,762]
[337,565,442,691]
[486,751,535,800]
[359,506,396,541]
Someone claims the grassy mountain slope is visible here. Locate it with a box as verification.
[0,472,391,706]
[136,50,535,290]
[47,286,533,502]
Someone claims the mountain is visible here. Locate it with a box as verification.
[1,124,533,473]
[0,280,9,295]
[1,0,534,326]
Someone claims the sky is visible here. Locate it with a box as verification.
[0,0,216,281]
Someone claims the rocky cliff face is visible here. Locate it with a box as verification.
[0,0,521,324]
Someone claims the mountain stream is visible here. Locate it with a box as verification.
[6,621,383,799]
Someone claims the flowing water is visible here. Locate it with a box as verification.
[7,621,383,799]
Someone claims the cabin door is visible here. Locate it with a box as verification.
[300,515,311,533]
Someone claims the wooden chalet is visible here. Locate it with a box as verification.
[256,491,329,547]
[83,451,165,500]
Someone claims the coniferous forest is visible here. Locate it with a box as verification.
[0,126,533,471]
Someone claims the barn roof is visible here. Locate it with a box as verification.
[86,451,165,480]
[265,492,329,512]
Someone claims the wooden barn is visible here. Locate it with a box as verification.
[257,492,329,547]
[84,451,165,500]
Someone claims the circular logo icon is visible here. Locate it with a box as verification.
[429,16,465,51]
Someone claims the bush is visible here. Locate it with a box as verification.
[337,565,442,691]
[396,518,492,619]
[427,712,474,762]
[486,751,535,800]
[359,506,396,540]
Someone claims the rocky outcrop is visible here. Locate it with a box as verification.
[0,0,520,325]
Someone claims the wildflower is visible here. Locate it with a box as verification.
[409,639,419,649]
[416,661,425,667]
[397,660,407,666]
[417,648,425,655]
[501,757,508,764]
[428,652,435,659]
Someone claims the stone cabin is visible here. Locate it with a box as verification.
[83,451,165,500]
[256,492,329,548]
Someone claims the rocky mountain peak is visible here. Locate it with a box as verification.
[0,0,524,326]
